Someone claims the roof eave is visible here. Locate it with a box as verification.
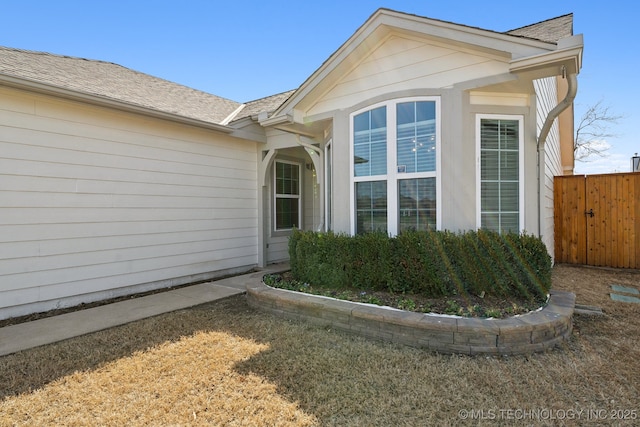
[258,112,294,127]
[0,74,234,134]
[510,34,583,76]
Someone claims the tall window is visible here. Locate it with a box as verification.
[353,105,388,233]
[351,98,440,235]
[396,101,437,232]
[477,115,523,233]
[274,161,300,230]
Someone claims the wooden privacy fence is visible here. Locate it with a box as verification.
[554,173,640,269]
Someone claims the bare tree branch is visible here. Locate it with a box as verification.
[574,100,624,162]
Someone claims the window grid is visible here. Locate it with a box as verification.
[351,98,440,235]
[355,181,387,234]
[479,118,520,233]
[274,161,300,231]
[398,178,436,232]
[353,106,387,177]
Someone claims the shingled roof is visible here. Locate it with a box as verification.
[506,13,573,43]
[232,90,296,122]
[0,12,574,129]
[0,46,244,126]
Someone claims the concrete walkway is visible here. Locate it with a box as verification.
[0,264,288,357]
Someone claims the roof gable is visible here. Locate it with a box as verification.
[0,46,242,126]
[268,9,578,122]
[304,32,513,116]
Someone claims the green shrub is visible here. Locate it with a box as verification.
[288,229,552,301]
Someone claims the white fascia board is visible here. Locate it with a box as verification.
[378,10,555,54]
[0,74,235,134]
[510,35,583,75]
[220,103,247,125]
[258,113,294,127]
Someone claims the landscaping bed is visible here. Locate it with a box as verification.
[264,271,544,319]
[247,278,574,355]
[257,229,570,355]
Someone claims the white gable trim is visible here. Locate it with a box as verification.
[272,9,562,121]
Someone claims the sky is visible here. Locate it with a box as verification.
[1,1,637,175]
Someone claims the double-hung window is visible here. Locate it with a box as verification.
[351,97,440,235]
[274,161,300,231]
[476,115,524,233]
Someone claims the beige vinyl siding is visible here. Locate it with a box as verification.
[266,240,288,264]
[307,34,509,116]
[0,86,258,318]
[534,77,561,258]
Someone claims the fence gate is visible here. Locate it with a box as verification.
[554,173,640,268]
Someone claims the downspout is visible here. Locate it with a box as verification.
[537,67,578,238]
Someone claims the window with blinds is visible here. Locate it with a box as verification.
[479,117,522,233]
[353,106,387,177]
[352,98,440,235]
[355,180,387,233]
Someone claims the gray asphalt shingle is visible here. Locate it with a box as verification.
[506,14,573,43]
[232,90,295,122]
[0,46,243,125]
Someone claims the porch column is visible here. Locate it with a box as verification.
[296,135,325,232]
[257,148,277,267]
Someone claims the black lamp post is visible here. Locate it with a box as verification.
[632,153,640,172]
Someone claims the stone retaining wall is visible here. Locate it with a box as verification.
[246,282,575,355]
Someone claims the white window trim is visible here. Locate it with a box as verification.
[273,160,302,232]
[349,97,441,235]
[475,114,525,232]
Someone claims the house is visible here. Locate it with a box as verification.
[0,9,582,320]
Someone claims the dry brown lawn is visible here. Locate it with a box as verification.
[1,264,639,426]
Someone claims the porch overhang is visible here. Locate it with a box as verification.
[258,111,329,140]
[258,112,294,127]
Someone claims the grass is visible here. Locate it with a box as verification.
[1,264,639,426]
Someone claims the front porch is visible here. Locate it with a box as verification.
[257,126,331,266]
